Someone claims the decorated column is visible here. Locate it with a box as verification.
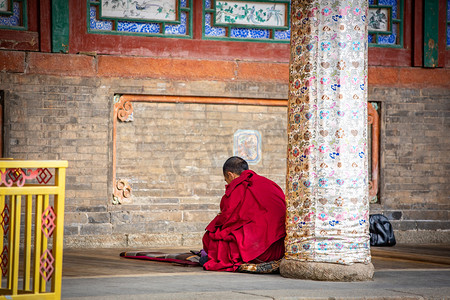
[281,0,374,281]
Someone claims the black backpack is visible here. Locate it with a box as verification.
[369,214,396,247]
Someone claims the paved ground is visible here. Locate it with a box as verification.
[61,244,450,300]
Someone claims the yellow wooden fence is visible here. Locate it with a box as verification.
[0,160,68,300]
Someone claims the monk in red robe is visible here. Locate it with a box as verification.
[202,156,286,271]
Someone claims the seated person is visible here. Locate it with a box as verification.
[201,156,286,271]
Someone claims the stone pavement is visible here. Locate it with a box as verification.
[61,244,450,300]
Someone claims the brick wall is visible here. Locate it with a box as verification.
[369,87,450,243]
[113,101,286,247]
[0,53,449,247]
[0,61,288,248]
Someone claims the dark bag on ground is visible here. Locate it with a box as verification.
[369,214,396,247]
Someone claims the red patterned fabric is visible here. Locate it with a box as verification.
[202,170,286,271]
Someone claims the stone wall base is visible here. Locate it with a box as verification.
[280,259,374,281]
[61,230,450,249]
[395,230,450,244]
[63,235,127,249]
[63,234,204,249]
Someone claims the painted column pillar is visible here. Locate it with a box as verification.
[281,0,374,281]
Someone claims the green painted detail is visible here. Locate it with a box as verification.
[113,94,122,104]
[370,102,379,111]
[370,195,378,204]
[52,0,69,53]
[112,196,120,205]
[423,0,439,67]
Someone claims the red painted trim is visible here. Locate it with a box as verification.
[39,0,52,52]
[438,0,446,68]
[403,0,413,57]
[368,103,379,200]
[368,48,411,66]
[72,33,291,62]
[96,55,289,82]
[0,29,39,51]
[27,0,38,31]
[192,0,202,39]
[120,95,288,106]
[413,0,423,66]
[368,1,413,67]
[0,51,26,73]
[27,52,96,76]
[1,48,449,87]
[368,66,450,88]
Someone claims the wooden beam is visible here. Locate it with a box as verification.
[39,0,52,52]
[423,0,439,67]
[51,0,69,53]
[437,0,446,67]
[413,0,423,66]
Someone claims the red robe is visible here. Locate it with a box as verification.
[202,170,286,271]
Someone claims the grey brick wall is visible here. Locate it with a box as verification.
[0,73,288,248]
[114,101,286,247]
[369,87,450,243]
[1,72,448,247]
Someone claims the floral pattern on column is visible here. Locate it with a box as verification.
[286,0,370,265]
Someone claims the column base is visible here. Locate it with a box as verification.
[280,258,374,281]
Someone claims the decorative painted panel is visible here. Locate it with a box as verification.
[215,1,288,28]
[233,129,262,165]
[203,0,291,43]
[87,0,406,46]
[368,0,403,47]
[88,0,192,38]
[0,0,27,30]
[100,0,177,21]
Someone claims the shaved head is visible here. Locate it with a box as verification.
[223,156,249,176]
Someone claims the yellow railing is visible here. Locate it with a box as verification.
[0,160,68,300]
